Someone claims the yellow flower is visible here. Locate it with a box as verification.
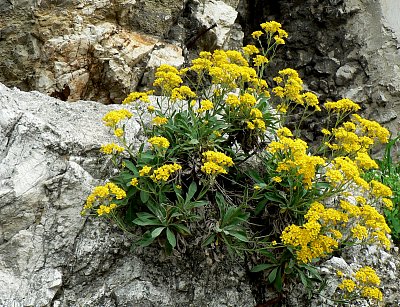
[114,128,124,138]
[382,198,393,210]
[197,99,214,113]
[147,105,155,113]
[150,163,182,182]
[148,136,170,149]
[251,31,263,39]
[277,127,293,138]
[253,55,269,66]
[338,279,356,293]
[102,109,132,127]
[321,128,331,135]
[254,184,261,190]
[152,116,168,125]
[370,180,393,198]
[139,166,152,176]
[355,266,381,286]
[171,85,197,101]
[130,178,139,186]
[246,121,255,130]
[225,94,241,108]
[242,44,259,56]
[272,176,282,183]
[324,98,360,113]
[274,35,285,45]
[100,143,125,155]
[122,91,151,104]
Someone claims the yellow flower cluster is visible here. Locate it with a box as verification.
[242,44,259,56]
[97,203,117,216]
[150,163,182,182]
[153,64,183,93]
[326,156,369,189]
[252,21,288,45]
[152,116,168,125]
[273,69,310,108]
[201,150,234,176]
[122,91,153,104]
[267,132,325,189]
[84,182,126,212]
[324,98,361,113]
[102,109,132,127]
[282,195,392,264]
[253,55,269,66]
[351,114,390,144]
[100,143,125,155]
[281,220,338,263]
[325,117,381,154]
[190,49,259,89]
[171,85,197,101]
[139,165,152,176]
[197,99,214,114]
[148,136,170,149]
[338,267,382,301]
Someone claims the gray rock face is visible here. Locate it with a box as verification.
[0,83,255,307]
[242,0,399,137]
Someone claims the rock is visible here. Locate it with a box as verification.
[193,0,241,50]
[0,83,255,306]
[335,63,357,86]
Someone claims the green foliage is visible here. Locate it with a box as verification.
[364,135,400,241]
[82,21,393,304]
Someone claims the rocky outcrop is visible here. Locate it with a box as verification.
[0,83,255,306]
[0,0,243,103]
[240,0,400,140]
[1,83,400,306]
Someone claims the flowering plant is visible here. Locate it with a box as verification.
[82,21,394,304]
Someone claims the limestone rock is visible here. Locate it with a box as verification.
[0,83,255,306]
[335,64,357,86]
[193,0,241,50]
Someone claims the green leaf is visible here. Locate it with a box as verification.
[186,182,197,202]
[202,233,216,246]
[255,199,268,215]
[189,139,199,145]
[133,216,161,226]
[172,224,191,235]
[166,228,177,248]
[140,190,149,204]
[228,230,249,242]
[268,267,278,283]
[273,267,283,291]
[151,227,165,238]
[137,232,156,247]
[123,159,138,175]
[250,263,277,272]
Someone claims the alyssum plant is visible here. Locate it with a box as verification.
[82,21,394,304]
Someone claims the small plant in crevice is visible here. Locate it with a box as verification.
[81,21,394,305]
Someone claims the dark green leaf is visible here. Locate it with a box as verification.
[151,227,165,238]
[202,233,216,246]
[123,160,138,175]
[172,224,191,235]
[140,190,149,204]
[250,263,277,272]
[268,267,278,283]
[228,230,249,242]
[166,228,176,248]
[186,182,197,202]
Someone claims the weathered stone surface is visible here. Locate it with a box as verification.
[193,0,241,50]
[0,0,242,103]
[0,83,255,306]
